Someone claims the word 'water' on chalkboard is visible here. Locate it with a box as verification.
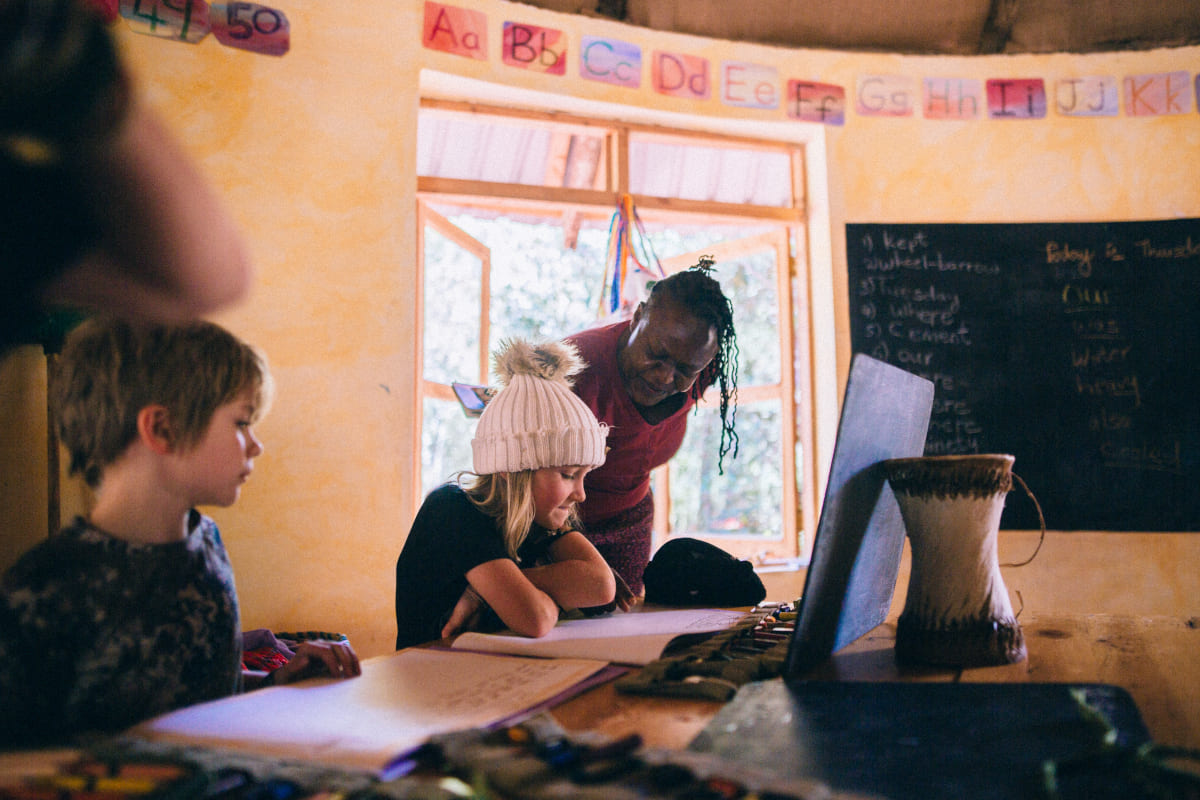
[846,220,1200,532]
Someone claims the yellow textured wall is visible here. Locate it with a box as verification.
[0,347,48,571]
[762,530,1200,619]
[1,1,1196,662]
[819,48,1200,381]
[117,4,424,656]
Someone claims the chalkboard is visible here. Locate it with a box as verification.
[846,220,1200,531]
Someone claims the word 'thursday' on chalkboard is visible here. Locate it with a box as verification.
[846,220,1200,532]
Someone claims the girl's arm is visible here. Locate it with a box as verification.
[521,531,617,610]
[463,558,561,639]
[457,532,617,639]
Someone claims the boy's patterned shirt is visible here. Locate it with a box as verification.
[0,512,241,744]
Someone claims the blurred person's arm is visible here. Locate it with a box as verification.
[1,0,251,327]
[44,99,253,321]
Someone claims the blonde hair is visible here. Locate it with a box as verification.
[461,470,581,560]
[51,316,273,488]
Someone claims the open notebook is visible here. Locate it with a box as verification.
[451,607,746,665]
[132,649,613,778]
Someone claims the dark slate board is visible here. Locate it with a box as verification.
[690,679,1151,800]
[846,220,1200,531]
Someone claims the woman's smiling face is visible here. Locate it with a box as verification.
[617,299,718,409]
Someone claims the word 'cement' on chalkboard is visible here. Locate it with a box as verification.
[846,220,1200,532]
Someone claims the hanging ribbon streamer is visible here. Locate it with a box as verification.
[599,193,665,318]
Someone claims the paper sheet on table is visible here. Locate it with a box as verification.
[131,649,608,775]
[452,607,747,665]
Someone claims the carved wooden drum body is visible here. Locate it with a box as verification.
[883,454,1027,667]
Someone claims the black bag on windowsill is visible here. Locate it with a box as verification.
[642,537,766,607]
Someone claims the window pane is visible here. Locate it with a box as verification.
[435,210,608,355]
[644,224,772,259]
[418,113,607,190]
[628,136,793,207]
[421,397,476,497]
[668,400,783,539]
[721,250,781,386]
[423,226,482,384]
[637,234,782,388]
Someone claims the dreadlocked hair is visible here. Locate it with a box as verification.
[646,256,739,472]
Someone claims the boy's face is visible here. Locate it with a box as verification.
[176,387,264,507]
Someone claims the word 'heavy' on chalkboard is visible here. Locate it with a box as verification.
[846,220,1200,532]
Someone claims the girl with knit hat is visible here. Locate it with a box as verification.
[393,339,618,650]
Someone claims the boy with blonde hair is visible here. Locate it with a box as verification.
[0,317,359,745]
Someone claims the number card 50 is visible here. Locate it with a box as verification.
[119,0,289,56]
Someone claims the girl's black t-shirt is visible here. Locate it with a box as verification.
[393,483,564,650]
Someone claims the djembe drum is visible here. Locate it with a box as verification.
[882,454,1027,668]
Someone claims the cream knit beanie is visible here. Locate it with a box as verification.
[472,338,608,474]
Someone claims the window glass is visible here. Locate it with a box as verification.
[644,223,771,260]
[628,136,793,207]
[422,226,482,384]
[432,209,609,354]
[668,400,783,538]
[721,250,781,386]
[418,113,608,190]
[421,397,475,497]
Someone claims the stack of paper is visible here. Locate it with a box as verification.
[452,608,746,664]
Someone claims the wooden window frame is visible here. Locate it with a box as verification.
[651,229,814,563]
[415,99,817,562]
[413,203,491,505]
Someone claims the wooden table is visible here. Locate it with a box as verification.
[4,614,1191,800]
[550,613,1200,751]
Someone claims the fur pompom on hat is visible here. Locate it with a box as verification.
[472,338,608,474]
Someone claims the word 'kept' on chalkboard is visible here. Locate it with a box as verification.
[846,220,1200,532]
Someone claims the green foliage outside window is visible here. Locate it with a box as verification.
[421,396,475,495]
[668,248,784,539]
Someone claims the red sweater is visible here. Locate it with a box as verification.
[567,320,701,525]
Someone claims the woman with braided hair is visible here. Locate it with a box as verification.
[567,258,739,601]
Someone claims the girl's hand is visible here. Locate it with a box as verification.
[441,585,486,640]
[612,568,640,612]
[580,568,639,616]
